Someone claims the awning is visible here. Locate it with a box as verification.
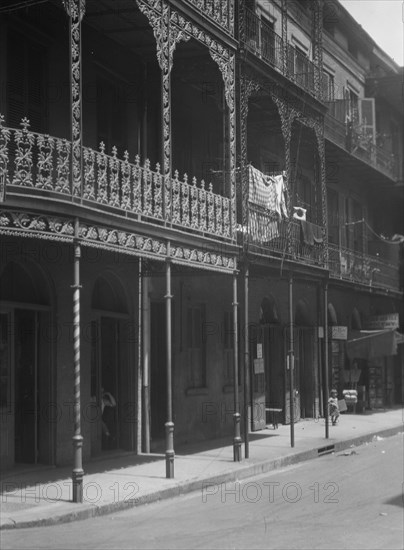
[346,329,404,360]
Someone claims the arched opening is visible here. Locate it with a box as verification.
[294,298,316,418]
[91,273,131,453]
[351,308,362,330]
[290,121,323,226]
[172,38,227,196]
[295,299,313,327]
[328,303,338,326]
[260,295,281,325]
[250,295,283,431]
[0,260,53,466]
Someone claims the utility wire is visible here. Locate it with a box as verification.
[0,0,49,14]
[344,218,403,244]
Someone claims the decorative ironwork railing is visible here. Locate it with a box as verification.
[0,117,233,240]
[328,244,400,292]
[244,205,324,266]
[243,205,400,293]
[245,8,283,71]
[185,0,234,35]
[244,7,320,99]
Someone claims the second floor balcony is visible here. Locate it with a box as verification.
[242,204,401,294]
[328,244,401,293]
[242,204,325,267]
[0,117,234,242]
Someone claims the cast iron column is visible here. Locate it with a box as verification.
[72,219,83,502]
[288,272,295,448]
[324,281,330,439]
[243,265,250,459]
[165,253,174,477]
[233,270,242,461]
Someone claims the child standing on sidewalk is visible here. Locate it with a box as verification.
[328,389,340,425]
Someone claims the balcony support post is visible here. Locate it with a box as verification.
[312,0,324,100]
[323,280,330,440]
[233,268,242,462]
[281,0,288,76]
[165,249,174,478]
[63,0,85,199]
[71,218,84,503]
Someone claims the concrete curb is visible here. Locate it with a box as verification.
[1,424,402,530]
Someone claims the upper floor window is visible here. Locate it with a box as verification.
[6,31,48,133]
[322,71,335,101]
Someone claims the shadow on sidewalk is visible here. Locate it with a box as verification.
[0,452,164,492]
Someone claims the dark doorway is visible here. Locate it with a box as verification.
[100,317,120,450]
[150,301,167,441]
[14,309,51,464]
[14,310,37,463]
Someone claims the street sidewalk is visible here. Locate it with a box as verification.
[1,408,403,530]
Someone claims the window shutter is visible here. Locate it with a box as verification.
[358,98,376,145]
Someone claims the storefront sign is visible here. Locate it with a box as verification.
[253,358,264,374]
[317,326,348,340]
[330,326,348,340]
[257,344,263,359]
[366,313,399,330]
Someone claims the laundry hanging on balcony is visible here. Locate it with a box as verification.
[300,220,324,246]
[248,165,288,242]
[248,164,288,219]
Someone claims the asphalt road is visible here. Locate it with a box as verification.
[2,434,403,550]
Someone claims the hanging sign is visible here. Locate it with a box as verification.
[330,326,348,340]
[317,326,348,340]
[366,314,399,330]
[253,358,264,374]
[257,344,263,359]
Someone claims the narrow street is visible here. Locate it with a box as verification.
[2,434,403,550]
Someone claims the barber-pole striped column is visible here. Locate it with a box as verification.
[72,237,84,503]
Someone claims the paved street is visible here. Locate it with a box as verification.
[2,433,403,550]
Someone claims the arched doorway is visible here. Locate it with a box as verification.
[91,273,132,454]
[0,260,53,466]
[294,299,316,419]
[251,296,282,431]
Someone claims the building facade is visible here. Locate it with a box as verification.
[0,0,402,477]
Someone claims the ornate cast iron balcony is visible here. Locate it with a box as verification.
[243,205,401,294]
[244,7,320,99]
[184,0,234,35]
[0,117,233,241]
[243,205,325,267]
[325,100,398,181]
[328,244,400,293]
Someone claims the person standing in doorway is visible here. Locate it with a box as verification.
[328,389,340,425]
[101,388,116,438]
